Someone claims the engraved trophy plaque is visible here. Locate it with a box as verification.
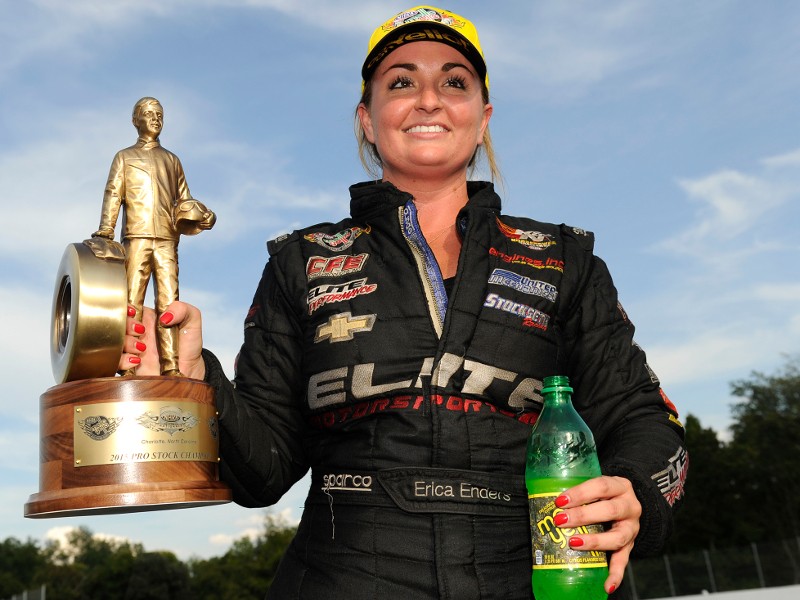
[25,98,231,517]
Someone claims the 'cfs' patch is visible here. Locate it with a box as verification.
[488,268,558,302]
[304,226,371,252]
[496,218,556,250]
[307,278,377,315]
[306,253,368,280]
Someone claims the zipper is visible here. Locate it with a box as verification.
[398,201,448,338]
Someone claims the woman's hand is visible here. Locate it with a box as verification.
[554,475,641,595]
[118,301,206,380]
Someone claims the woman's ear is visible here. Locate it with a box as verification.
[477,102,493,146]
[357,103,375,144]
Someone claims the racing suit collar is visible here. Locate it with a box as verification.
[349,180,501,222]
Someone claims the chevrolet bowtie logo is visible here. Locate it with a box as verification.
[315,312,377,343]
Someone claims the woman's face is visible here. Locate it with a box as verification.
[358,41,492,184]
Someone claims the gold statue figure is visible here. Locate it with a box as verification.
[92,97,215,376]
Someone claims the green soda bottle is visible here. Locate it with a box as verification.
[525,375,608,599]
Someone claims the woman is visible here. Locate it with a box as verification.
[123,6,686,599]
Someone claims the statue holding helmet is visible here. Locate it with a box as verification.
[25,96,228,520]
[91,96,215,376]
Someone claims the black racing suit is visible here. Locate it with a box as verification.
[204,180,687,599]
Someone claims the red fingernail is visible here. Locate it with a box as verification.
[555,495,569,508]
[128,306,136,317]
[129,356,141,364]
[554,512,568,526]
[160,312,174,325]
[609,584,617,594]
[134,323,145,334]
[135,341,146,352]
[568,537,584,548]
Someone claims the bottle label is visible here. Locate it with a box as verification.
[529,492,608,570]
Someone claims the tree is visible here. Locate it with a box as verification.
[727,356,800,540]
[123,551,191,600]
[37,526,193,599]
[188,512,297,599]
[0,537,47,597]
[664,355,800,552]
[665,414,742,552]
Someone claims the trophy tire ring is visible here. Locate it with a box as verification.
[51,243,128,383]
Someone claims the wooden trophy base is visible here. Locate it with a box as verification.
[25,376,232,518]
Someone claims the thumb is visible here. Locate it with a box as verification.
[158,300,201,330]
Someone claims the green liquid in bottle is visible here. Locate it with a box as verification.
[526,376,608,599]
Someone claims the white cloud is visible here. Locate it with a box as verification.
[647,327,773,386]
[654,148,800,270]
[762,148,800,168]
[209,506,298,547]
[482,0,683,100]
[754,283,800,303]
[0,0,379,82]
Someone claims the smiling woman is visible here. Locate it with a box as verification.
[117,5,688,599]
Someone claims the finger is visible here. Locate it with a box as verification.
[158,301,206,379]
[558,496,639,532]
[117,307,161,375]
[566,521,637,551]
[127,318,146,336]
[117,307,146,372]
[605,544,633,595]
[157,300,199,330]
[123,335,147,355]
[118,353,142,371]
[557,476,632,507]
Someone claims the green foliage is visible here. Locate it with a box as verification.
[666,354,800,552]
[0,513,296,599]
[187,513,297,600]
[0,537,47,597]
[728,356,800,539]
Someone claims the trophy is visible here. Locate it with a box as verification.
[25,98,232,517]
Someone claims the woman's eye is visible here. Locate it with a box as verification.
[389,76,414,89]
[444,75,467,89]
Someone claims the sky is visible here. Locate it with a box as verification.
[1,0,799,562]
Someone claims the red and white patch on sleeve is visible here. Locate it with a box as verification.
[651,447,688,507]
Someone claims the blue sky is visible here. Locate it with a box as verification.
[1,0,798,561]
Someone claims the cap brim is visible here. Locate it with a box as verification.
[362,21,486,86]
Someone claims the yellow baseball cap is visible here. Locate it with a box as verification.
[362,6,488,90]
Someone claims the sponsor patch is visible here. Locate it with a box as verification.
[309,394,540,429]
[387,7,462,30]
[323,472,373,493]
[652,447,688,507]
[307,354,543,413]
[315,312,376,343]
[304,226,370,252]
[306,253,368,280]
[496,218,556,250]
[489,247,564,272]
[483,292,550,331]
[488,268,558,302]
[659,388,678,414]
[307,278,377,315]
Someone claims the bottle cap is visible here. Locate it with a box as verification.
[542,375,573,395]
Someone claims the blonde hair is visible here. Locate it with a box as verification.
[354,81,501,183]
